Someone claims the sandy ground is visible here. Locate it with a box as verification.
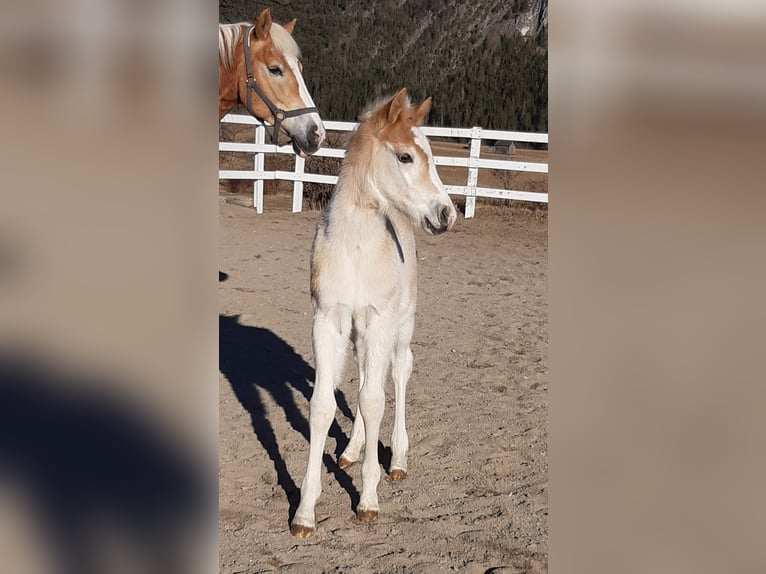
[218,198,548,573]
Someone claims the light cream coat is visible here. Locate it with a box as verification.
[291,89,457,537]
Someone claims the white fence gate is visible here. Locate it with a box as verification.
[219,114,548,219]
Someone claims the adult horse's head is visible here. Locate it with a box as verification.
[218,9,326,156]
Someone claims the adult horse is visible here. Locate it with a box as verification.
[219,9,325,156]
[290,89,457,537]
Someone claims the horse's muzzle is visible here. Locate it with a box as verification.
[288,120,325,157]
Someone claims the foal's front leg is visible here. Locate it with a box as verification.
[356,313,395,522]
[389,317,415,480]
[290,305,350,538]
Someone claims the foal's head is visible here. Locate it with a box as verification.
[358,88,457,235]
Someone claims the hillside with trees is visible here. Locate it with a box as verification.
[219,0,547,132]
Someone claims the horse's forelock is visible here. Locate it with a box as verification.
[219,22,300,73]
[270,23,301,61]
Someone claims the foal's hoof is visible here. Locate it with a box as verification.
[289,523,315,538]
[389,468,407,481]
[338,456,356,470]
[356,509,379,523]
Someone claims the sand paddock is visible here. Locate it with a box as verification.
[219,199,547,573]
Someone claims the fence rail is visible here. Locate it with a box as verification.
[219,114,548,218]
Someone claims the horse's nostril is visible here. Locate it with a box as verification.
[309,123,320,146]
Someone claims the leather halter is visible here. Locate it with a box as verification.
[242,25,318,145]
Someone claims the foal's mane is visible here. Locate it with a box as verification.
[359,93,412,124]
[218,22,301,73]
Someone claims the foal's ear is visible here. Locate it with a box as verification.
[283,18,297,35]
[412,97,432,126]
[386,88,409,125]
[255,8,272,40]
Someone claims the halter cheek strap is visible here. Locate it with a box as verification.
[243,25,318,145]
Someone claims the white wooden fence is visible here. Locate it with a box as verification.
[219,114,548,219]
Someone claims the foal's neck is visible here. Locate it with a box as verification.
[332,130,390,221]
[330,178,387,233]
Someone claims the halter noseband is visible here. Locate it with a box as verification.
[242,25,318,145]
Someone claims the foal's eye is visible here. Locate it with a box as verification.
[268,66,284,77]
[397,153,413,164]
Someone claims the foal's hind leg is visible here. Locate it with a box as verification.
[291,305,351,538]
[389,316,414,480]
[339,320,368,469]
[338,374,365,469]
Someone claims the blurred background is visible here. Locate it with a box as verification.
[550,2,766,573]
[1,0,217,573]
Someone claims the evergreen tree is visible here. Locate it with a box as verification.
[220,0,547,131]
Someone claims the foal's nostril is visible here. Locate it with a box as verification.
[439,206,449,227]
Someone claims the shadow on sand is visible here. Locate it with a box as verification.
[218,314,361,523]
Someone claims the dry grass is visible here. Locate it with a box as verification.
[454,196,548,222]
[302,132,344,211]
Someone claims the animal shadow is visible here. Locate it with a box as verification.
[0,349,206,574]
[218,314,358,520]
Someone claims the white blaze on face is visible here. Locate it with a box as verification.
[284,56,325,145]
[411,127,445,192]
[286,57,316,108]
[411,125,456,231]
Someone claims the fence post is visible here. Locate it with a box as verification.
[253,125,265,214]
[292,155,305,213]
[465,126,482,219]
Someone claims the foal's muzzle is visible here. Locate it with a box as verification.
[424,204,456,235]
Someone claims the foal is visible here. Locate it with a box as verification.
[291,88,457,538]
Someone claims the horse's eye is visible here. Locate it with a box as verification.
[397,153,412,164]
[268,66,283,77]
